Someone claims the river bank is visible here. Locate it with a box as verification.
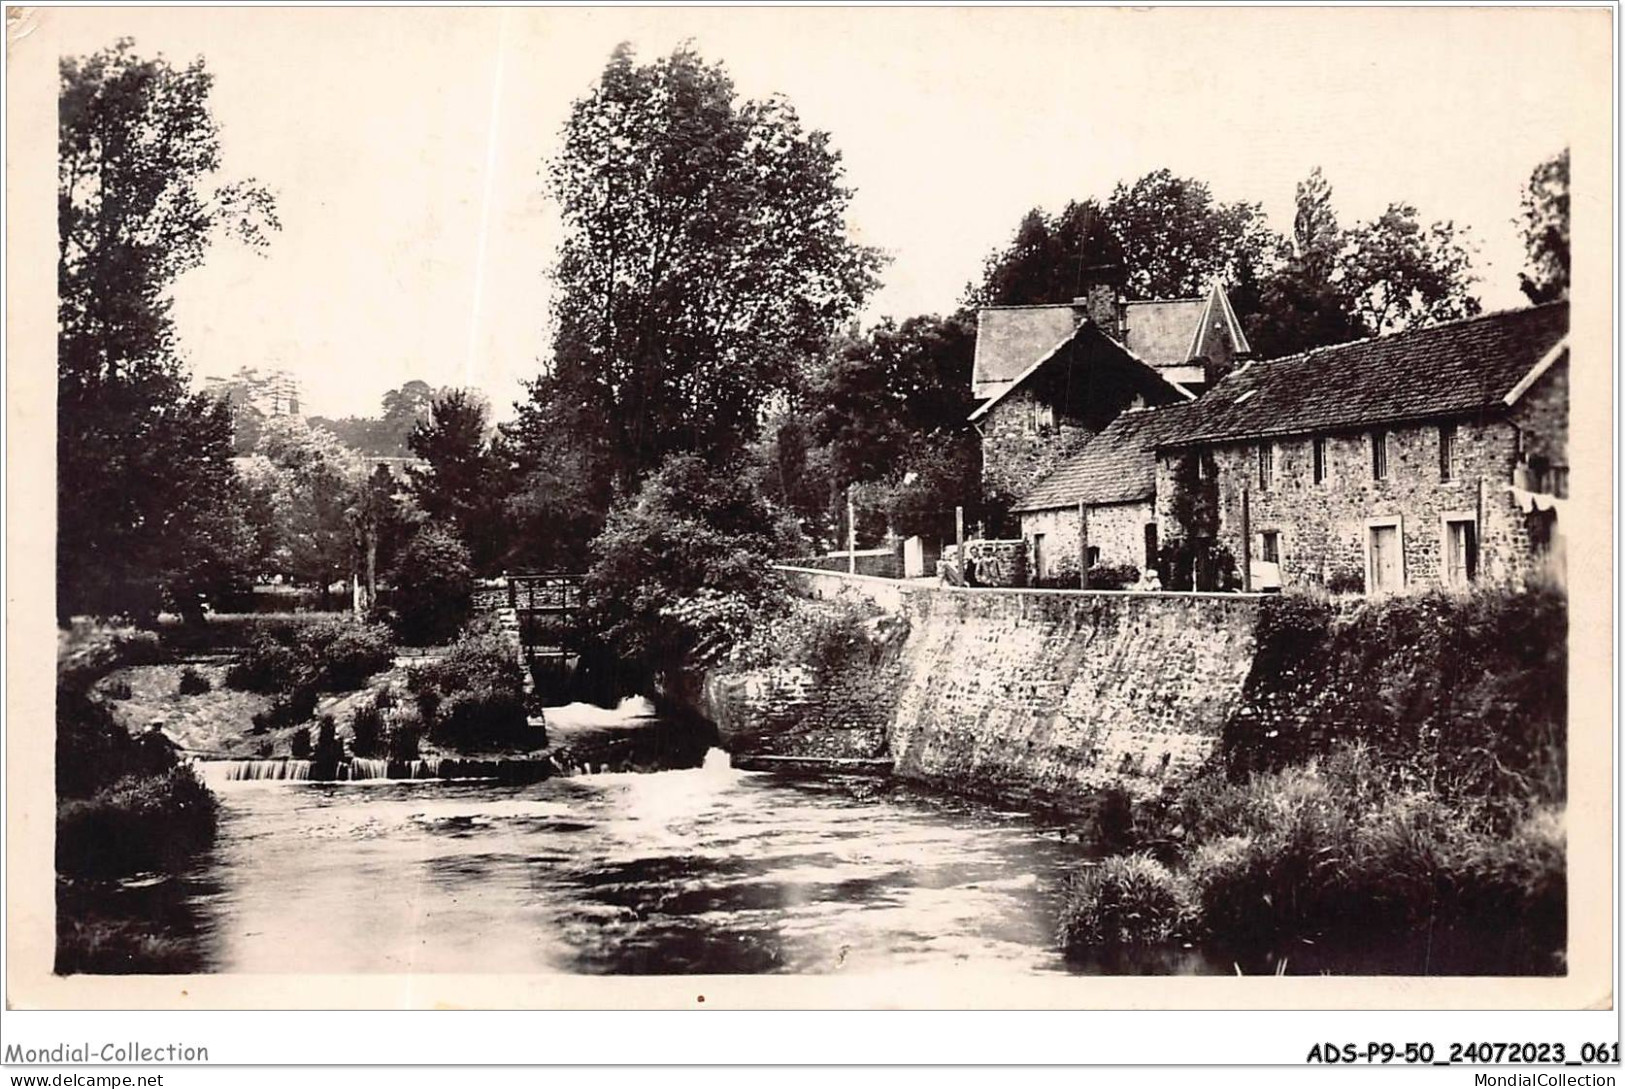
[695,573,1569,974]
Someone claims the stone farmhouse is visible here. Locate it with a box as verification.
[968,275,1251,508]
[1151,301,1569,594]
[1000,301,1568,595]
[1012,405,1184,580]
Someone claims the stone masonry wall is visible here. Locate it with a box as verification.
[1157,414,1544,593]
[701,571,1263,812]
[980,388,1094,507]
[888,588,1261,808]
[1019,501,1156,579]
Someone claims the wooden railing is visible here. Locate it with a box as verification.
[505,573,583,615]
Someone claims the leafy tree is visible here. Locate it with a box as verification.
[240,416,364,599]
[968,173,1282,307]
[1517,148,1570,304]
[58,39,278,621]
[354,464,422,609]
[1341,204,1479,335]
[498,385,616,573]
[583,454,789,684]
[544,43,883,488]
[967,201,1122,307]
[407,388,509,573]
[800,312,982,542]
[1104,170,1280,300]
[387,524,474,645]
[1247,168,1479,358]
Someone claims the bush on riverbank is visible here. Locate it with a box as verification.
[1058,854,1191,950]
[388,526,474,645]
[57,766,219,879]
[408,621,532,750]
[57,626,225,971]
[1226,585,1567,816]
[1060,586,1568,972]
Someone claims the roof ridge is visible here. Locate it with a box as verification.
[1251,300,1568,369]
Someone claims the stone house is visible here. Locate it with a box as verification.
[969,276,1251,511]
[1150,302,1569,594]
[1011,405,1186,582]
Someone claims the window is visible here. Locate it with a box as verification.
[1439,424,1457,482]
[1032,533,1046,578]
[1312,437,1326,484]
[1371,429,1389,481]
[1260,530,1281,565]
[1143,523,1159,569]
[1032,402,1055,432]
[1443,517,1478,586]
[1087,546,1101,567]
[1258,441,1275,489]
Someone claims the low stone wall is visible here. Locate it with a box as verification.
[708,570,1266,811]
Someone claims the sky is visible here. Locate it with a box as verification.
[44,6,1608,421]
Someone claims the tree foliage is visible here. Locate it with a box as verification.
[968,173,1280,308]
[543,43,883,488]
[583,454,789,681]
[238,417,364,596]
[1517,148,1569,304]
[58,40,279,621]
[406,388,509,573]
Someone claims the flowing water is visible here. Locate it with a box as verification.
[177,745,1199,975]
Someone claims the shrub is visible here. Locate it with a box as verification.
[289,727,312,759]
[226,620,394,695]
[387,715,423,761]
[249,684,318,732]
[584,454,788,681]
[312,715,342,764]
[177,667,212,696]
[350,696,387,758]
[388,526,475,645]
[301,620,393,690]
[1059,854,1191,953]
[407,621,531,750]
[57,766,218,879]
[227,634,307,694]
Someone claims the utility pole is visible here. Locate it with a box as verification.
[1240,486,1253,593]
[846,485,857,575]
[1078,500,1089,590]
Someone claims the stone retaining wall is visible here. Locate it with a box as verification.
[705,570,1266,811]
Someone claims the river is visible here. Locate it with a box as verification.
[179,745,1215,975]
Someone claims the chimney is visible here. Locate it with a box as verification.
[1072,263,1125,340]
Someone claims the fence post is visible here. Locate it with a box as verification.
[955,505,966,583]
[847,485,857,575]
[1078,500,1089,590]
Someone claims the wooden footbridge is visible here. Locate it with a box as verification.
[478,574,585,694]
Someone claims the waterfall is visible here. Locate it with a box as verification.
[203,759,314,783]
[348,758,390,781]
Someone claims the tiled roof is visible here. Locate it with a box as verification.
[1120,300,1204,366]
[1013,405,1191,511]
[1158,303,1569,448]
[971,305,1080,400]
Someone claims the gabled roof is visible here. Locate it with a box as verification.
[972,305,1081,400]
[1187,280,1253,360]
[1014,405,1191,512]
[1157,302,1569,449]
[967,321,1194,424]
[1120,299,1204,365]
